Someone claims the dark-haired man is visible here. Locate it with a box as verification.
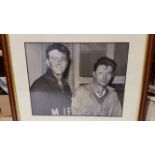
[72,57,122,117]
[31,43,72,115]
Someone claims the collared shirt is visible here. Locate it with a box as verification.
[30,69,72,115]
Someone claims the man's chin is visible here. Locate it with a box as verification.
[98,82,108,87]
[53,71,64,76]
[55,72,63,76]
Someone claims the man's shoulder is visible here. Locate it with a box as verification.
[72,84,91,97]
[30,75,48,91]
[76,84,90,92]
[106,86,119,99]
[107,86,116,93]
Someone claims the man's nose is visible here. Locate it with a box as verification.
[102,74,107,80]
[56,59,62,65]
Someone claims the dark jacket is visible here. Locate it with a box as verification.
[30,69,72,115]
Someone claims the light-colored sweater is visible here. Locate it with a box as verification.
[71,83,122,117]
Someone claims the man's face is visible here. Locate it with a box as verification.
[93,64,113,87]
[46,49,68,76]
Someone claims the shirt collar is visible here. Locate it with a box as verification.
[90,82,108,98]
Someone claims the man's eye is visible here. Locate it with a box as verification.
[50,57,55,59]
[61,58,67,61]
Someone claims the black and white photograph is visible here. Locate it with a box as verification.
[25,42,129,117]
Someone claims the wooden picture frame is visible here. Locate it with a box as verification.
[1,35,18,120]
[138,34,155,120]
[1,34,153,121]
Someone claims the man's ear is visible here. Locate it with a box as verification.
[111,72,115,78]
[46,59,50,68]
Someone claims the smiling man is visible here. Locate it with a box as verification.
[72,57,122,117]
[30,43,72,115]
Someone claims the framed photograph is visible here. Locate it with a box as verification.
[1,34,151,120]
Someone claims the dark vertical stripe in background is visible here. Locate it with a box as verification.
[0,57,6,77]
[0,34,2,49]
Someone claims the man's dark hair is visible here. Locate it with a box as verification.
[46,43,70,60]
[93,57,117,73]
